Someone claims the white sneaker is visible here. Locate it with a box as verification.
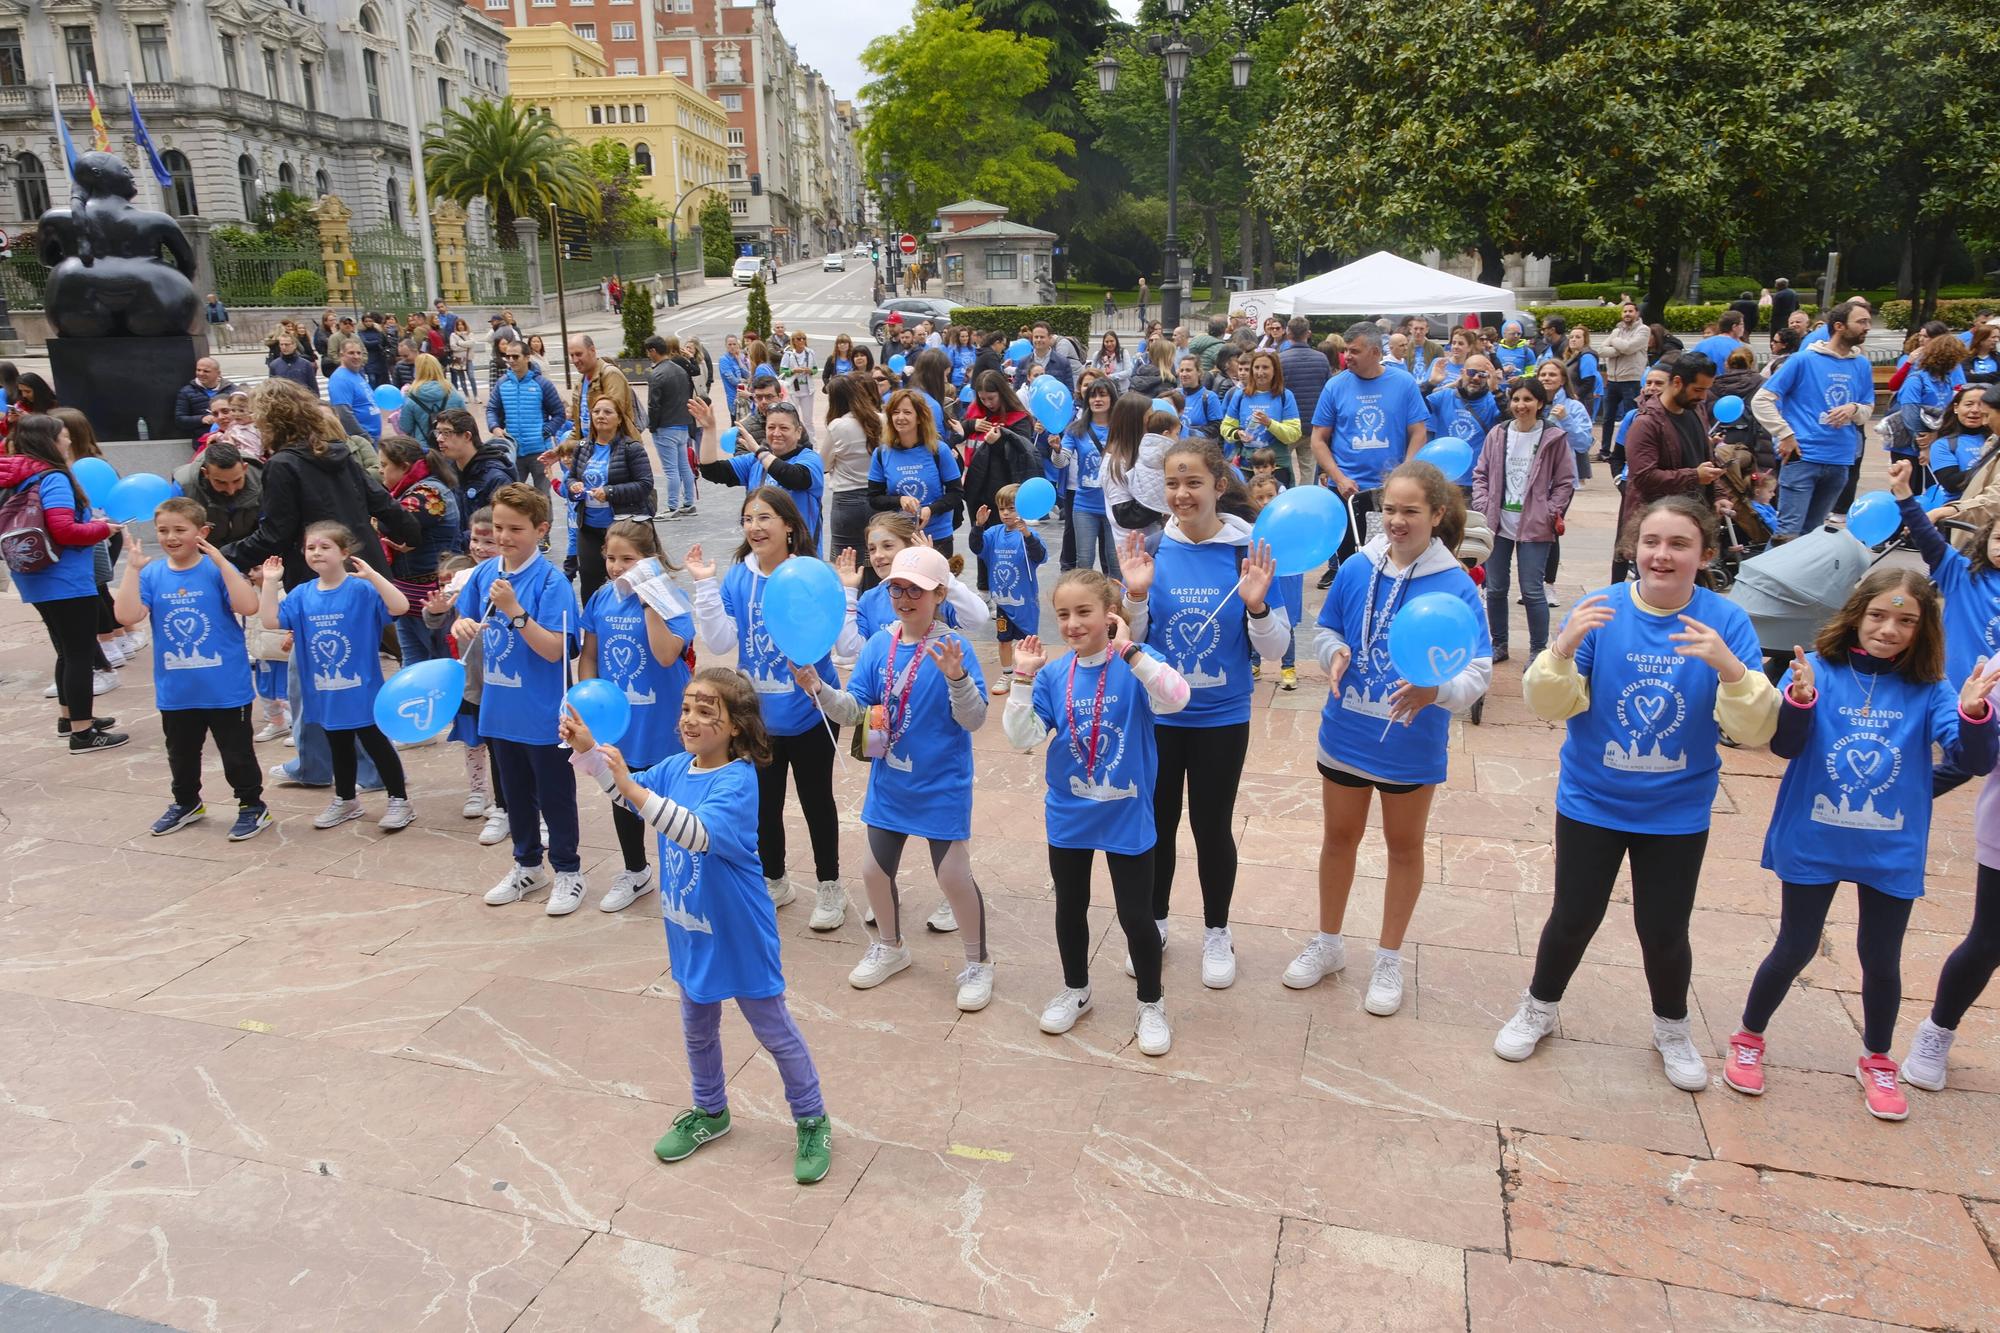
[1652,1014,1710,1091]
[485,863,552,906]
[1135,1000,1172,1056]
[808,880,846,931]
[863,904,876,926]
[926,899,959,933]
[122,627,148,652]
[253,720,292,743]
[848,941,911,989]
[41,681,58,698]
[479,809,511,846]
[101,641,127,667]
[955,961,995,1012]
[378,797,415,832]
[461,790,489,819]
[599,867,654,912]
[312,797,363,829]
[1282,934,1347,989]
[1494,990,1559,1061]
[1363,952,1404,1016]
[1039,986,1092,1034]
[284,732,296,747]
[1200,926,1237,989]
[546,871,587,916]
[92,670,120,695]
[1123,918,1168,979]
[1903,1017,1956,1092]
[767,876,797,908]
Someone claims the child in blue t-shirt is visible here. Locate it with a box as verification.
[970,484,1046,690]
[261,521,413,833]
[579,519,695,914]
[562,668,832,1185]
[1247,475,1302,681]
[113,498,268,840]
[1725,569,1999,1120]
[1003,569,1191,1057]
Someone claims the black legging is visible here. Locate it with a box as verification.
[1741,880,1912,1054]
[757,722,841,883]
[329,724,406,801]
[1529,813,1709,1020]
[1934,863,2000,1031]
[1051,844,1161,1003]
[1150,721,1250,927]
[577,522,609,603]
[612,800,648,874]
[35,594,101,725]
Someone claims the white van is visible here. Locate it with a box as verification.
[731,256,763,286]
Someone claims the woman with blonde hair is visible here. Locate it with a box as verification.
[1127,335,1179,400]
[400,352,466,447]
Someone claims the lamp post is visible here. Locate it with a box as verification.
[1095,0,1251,335]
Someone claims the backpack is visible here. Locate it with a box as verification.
[0,476,56,574]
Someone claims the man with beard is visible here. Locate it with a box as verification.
[1425,355,1503,448]
[1310,325,1430,580]
[1754,299,1875,536]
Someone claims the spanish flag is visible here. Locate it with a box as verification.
[84,72,109,152]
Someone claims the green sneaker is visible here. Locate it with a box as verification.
[793,1114,832,1184]
[653,1106,730,1163]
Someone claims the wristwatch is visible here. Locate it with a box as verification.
[508,611,529,629]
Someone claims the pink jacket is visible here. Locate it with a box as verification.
[1470,421,1575,544]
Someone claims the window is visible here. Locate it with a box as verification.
[530,0,554,6]
[263,46,280,97]
[485,0,507,7]
[714,45,740,81]
[633,105,646,123]
[662,56,687,75]
[314,168,329,197]
[617,104,631,123]
[573,23,595,39]
[300,60,316,111]
[726,160,742,180]
[161,150,197,215]
[726,128,744,146]
[363,49,382,117]
[14,152,48,220]
[633,143,652,176]
[984,251,1017,280]
[278,162,295,191]
[136,25,170,82]
[730,197,747,216]
[589,105,602,124]
[0,29,23,88]
[437,76,449,112]
[386,178,400,228]
[358,4,379,34]
[63,25,96,84]
[674,0,692,10]
[611,22,634,40]
[614,58,638,75]
[219,35,239,87]
[237,154,259,219]
[719,93,741,111]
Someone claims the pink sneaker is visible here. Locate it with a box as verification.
[1722,1030,1766,1095]
[1855,1054,1908,1121]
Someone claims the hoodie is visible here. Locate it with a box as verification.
[226,439,418,590]
[1123,512,1294,727]
[1751,339,1874,466]
[1107,430,1172,541]
[0,455,111,603]
[400,379,465,448]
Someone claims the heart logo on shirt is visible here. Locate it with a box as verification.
[1633,693,1667,728]
[1368,642,1397,678]
[1170,614,1212,658]
[608,641,637,680]
[165,611,203,649]
[1426,645,1467,679]
[1845,749,1883,783]
[311,631,349,671]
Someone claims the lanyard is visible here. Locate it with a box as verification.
[1065,652,1111,780]
[1359,555,1412,667]
[883,625,930,746]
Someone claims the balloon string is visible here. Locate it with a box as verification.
[1187,577,1242,644]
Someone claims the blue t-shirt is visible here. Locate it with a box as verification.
[579,443,614,529]
[1315,548,1489,786]
[845,626,985,841]
[327,367,381,438]
[983,525,1043,636]
[10,470,97,603]
[1920,537,2000,685]
[1689,335,1746,369]
[1180,386,1226,440]
[1971,354,1998,379]
[632,754,784,1004]
[720,559,840,736]
[1762,348,1874,464]
[1067,423,1109,514]
[1936,431,1991,482]
[1574,350,1602,397]
[1551,390,1594,453]
[456,553,582,745]
[1492,342,1536,376]
[1311,369,1429,490]
[1763,657,1966,899]
[1225,388,1300,454]
[1029,648,1168,856]
[730,447,826,542]
[854,582,960,641]
[141,558,252,710]
[279,576,392,731]
[1555,583,1764,835]
[582,584,694,767]
[868,442,961,542]
[1893,365,1965,414]
[1425,384,1501,446]
[1143,533,1258,727]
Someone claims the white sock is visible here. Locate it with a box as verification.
[1318,931,1343,948]
[1375,946,1401,963]
[1155,917,1170,940]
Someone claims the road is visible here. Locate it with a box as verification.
[654,254,886,353]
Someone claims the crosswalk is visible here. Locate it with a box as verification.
[685,299,875,327]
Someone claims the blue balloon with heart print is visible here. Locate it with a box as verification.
[373,658,468,743]
[1387,592,1482,687]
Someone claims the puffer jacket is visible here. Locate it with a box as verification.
[563,432,656,527]
[226,438,418,590]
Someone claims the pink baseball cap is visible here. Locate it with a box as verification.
[888,545,950,590]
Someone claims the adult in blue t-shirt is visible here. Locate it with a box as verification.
[694,399,825,545]
[1425,358,1502,445]
[867,404,964,550]
[1308,329,1429,559]
[1756,301,1875,537]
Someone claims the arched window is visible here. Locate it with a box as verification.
[162,149,197,216]
[358,4,380,35]
[277,162,296,192]
[434,37,452,64]
[314,168,329,199]
[14,152,49,220]
[633,143,653,177]
[385,177,400,229]
[237,153,259,220]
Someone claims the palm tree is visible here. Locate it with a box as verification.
[423,97,599,245]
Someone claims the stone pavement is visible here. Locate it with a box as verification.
[2,449,1999,1332]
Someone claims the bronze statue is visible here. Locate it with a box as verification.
[37,151,199,338]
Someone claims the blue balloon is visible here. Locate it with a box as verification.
[1013,476,1057,521]
[1387,593,1482,688]
[563,677,632,745]
[1846,490,1901,547]
[1414,437,1475,482]
[887,354,908,374]
[1712,394,1745,424]
[762,557,845,664]
[1150,397,1175,416]
[103,473,175,523]
[1250,486,1348,576]
[70,456,119,501]
[372,383,404,412]
[959,382,976,403]
[720,426,741,454]
[1027,378,1073,434]
[373,658,468,744]
[1007,337,1033,364]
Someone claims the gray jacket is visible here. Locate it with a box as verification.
[646,355,693,431]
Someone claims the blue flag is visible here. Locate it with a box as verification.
[50,78,77,173]
[127,84,171,188]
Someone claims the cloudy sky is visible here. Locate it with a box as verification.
[774,0,1142,109]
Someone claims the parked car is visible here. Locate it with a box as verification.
[869,296,960,340]
[731,256,764,287]
[822,253,846,272]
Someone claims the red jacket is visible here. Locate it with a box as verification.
[0,455,113,547]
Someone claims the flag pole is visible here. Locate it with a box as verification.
[49,74,72,192]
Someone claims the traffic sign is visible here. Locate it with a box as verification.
[898,234,918,256]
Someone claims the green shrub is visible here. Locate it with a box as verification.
[1877,298,2000,330]
[1528,303,1818,334]
[270,268,328,306]
[620,281,656,360]
[1554,281,1637,302]
[1698,276,1760,298]
[947,304,1092,342]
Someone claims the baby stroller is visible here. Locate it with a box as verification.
[1725,524,1880,680]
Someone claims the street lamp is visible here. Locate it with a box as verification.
[1096,0,1251,333]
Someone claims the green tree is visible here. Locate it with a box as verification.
[746,274,772,340]
[581,140,666,245]
[859,1,1077,235]
[698,191,735,277]
[423,98,598,245]
[620,281,656,359]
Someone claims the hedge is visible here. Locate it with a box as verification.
[947,304,1093,342]
[270,268,328,306]
[1878,299,2000,331]
[1556,277,1761,302]
[1527,303,1818,334]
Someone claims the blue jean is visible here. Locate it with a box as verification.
[490,737,580,872]
[1485,532,1552,654]
[682,991,824,1119]
[1070,505,1122,580]
[394,612,449,668]
[652,426,694,510]
[1776,458,1851,536]
[283,637,382,790]
[1600,379,1641,455]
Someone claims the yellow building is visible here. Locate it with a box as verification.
[506,24,728,226]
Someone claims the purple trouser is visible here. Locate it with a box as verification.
[681,992,824,1119]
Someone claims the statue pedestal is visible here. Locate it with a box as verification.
[47,335,201,442]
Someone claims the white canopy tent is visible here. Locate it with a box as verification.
[1270,251,1516,317]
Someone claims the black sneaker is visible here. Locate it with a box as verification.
[228,804,273,841]
[69,728,130,754]
[151,802,205,836]
[57,716,115,736]
[1317,568,1337,590]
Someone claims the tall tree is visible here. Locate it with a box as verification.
[698,192,735,277]
[859,1,1077,236]
[423,98,598,245]
[581,140,665,246]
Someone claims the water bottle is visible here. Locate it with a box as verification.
[136,417,149,441]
